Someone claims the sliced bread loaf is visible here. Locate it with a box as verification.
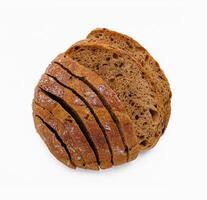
[52,54,139,161]
[33,89,99,170]
[37,74,113,169]
[46,62,128,165]
[87,28,171,130]
[65,41,164,151]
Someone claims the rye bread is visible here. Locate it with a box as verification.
[33,114,76,169]
[65,41,164,151]
[87,28,171,130]
[37,74,113,169]
[33,103,98,169]
[53,54,139,160]
[33,88,99,170]
[46,62,128,165]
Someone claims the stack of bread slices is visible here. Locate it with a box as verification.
[33,28,171,170]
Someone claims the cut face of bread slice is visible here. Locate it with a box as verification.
[87,28,171,130]
[65,41,164,151]
[46,62,128,165]
[33,89,99,170]
[53,55,139,160]
[37,74,113,169]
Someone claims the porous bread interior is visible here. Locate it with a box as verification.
[87,29,171,129]
[66,44,163,148]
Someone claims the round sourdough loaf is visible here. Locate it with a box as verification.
[33,28,171,170]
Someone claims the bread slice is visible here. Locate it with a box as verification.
[54,54,139,160]
[46,62,127,165]
[33,89,99,170]
[65,41,164,151]
[37,74,113,169]
[87,28,171,130]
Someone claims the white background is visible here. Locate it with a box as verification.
[0,0,206,199]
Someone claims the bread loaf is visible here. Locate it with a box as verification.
[32,28,171,170]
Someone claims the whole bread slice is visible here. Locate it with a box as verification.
[46,62,128,165]
[38,74,112,169]
[53,55,139,161]
[33,88,99,170]
[65,41,164,151]
[87,28,171,130]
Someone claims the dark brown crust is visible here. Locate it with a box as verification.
[33,88,99,170]
[38,74,112,169]
[87,28,171,130]
[33,103,84,168]
[53,55,139,161]
[33,115,76,169]
[65,41,164,151]
[46,62,128,165]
